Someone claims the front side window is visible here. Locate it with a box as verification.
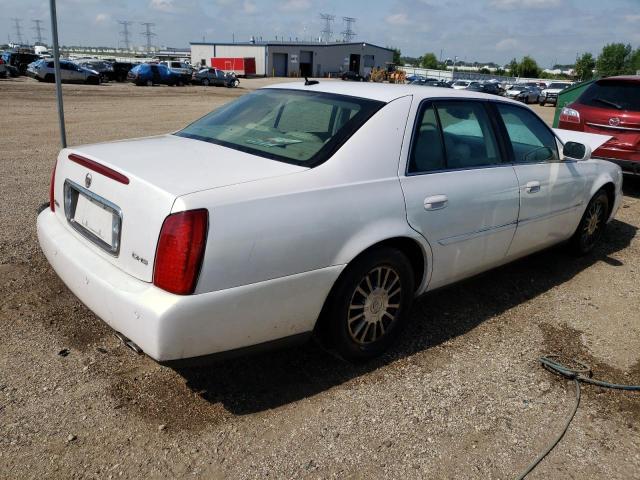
[496,103,558,163]
[176,89,384,166]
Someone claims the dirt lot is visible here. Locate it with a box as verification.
[1,77,639,479]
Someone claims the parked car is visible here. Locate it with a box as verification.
[465,82,501,95]
[1,50,40,75]
[451,80,471,90]
[111,62,136,82]
[0,57,6,78]
[76,59,114,82]
[539,82,571,106]
[160,61,193,84]
[127,63,183,86]
[406,75,425,83]
[558,76,640,175]
[32,59,101,84]
[192,67,240,87]
[37,82,621,364]
[342,71,366,81]
[410,79,452,88]
[516,86,541,104]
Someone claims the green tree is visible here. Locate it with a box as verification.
[596,43,633,77]
[518,55,540,78]
[506,58,519,76]
[629,48,640,74]
[420,52,439,69]
[575,52,595,81]
[391,47,402,65]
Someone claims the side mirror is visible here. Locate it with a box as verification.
[563,141,591,161]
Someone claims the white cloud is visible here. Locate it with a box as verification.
[490,0,561,9]
[243,0,257,14]
[94,13,111,25]
[385,13,410,26]
[624,14,640,23]
[496,37,519,50]
[278,0,311,11]
[149,0,176,12]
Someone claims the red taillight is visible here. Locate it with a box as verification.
[153,209,208,295]
[49,159,58,212]
[68,153,130,185]
[560,107,581,124]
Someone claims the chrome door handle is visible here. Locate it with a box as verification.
[424,194,448,210]
[525,181,541,194]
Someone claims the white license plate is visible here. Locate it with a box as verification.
[73,194,115,247]
[64,180,122,255]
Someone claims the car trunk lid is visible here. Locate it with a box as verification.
[52,135,307,282]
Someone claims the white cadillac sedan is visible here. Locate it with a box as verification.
[37,82,622,365]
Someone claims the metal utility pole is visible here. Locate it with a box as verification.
[319,13,335,43]
[48,0,66,148]
[118,20,133,50]
[140,22,156,54]
[341,17,356,43]
[32,19,46,44]
[11,18,24,45]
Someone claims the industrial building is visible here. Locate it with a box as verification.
[190,41,395,77]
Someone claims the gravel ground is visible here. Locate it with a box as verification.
[1,77,639,479]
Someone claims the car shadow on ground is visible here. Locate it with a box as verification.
[622,175,640,199]
[174,218,637,416]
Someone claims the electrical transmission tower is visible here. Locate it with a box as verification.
[118,20,133,50]
[319,13,335,43]
[32,19,45,44]
[341,17,356,42]
[140,22,156,53]
[11,18,24,45]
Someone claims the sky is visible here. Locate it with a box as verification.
[2,0,640,67]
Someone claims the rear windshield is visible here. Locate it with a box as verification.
[547,83,569,89]
[579,80,640,112]
[176,89,384,166]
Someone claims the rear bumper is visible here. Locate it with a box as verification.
[37,210,342,362]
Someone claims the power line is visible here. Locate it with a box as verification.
[32,19,45,45]
[319,13,335,43]
[11,18,23,45]
[118,20,133,50]
[341,17,356,42]
[140,22,156,53]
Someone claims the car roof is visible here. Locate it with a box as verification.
[597,75,640,83]
[265,81,524,105]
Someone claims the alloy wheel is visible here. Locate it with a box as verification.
[347,266,402,345]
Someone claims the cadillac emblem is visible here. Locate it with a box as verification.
[609,117,621,127]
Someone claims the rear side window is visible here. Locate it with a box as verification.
[578,80,640,112]
[496,103,558,163]
[409,101,501,173]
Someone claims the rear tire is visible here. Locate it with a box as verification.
[202,78,210,86]
[319,247,415,361]
[146,79,153,87]
[569,190,609,255]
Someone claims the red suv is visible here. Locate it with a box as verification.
[558,76,640,175]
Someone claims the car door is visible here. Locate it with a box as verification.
[399,100,520,290]
[492,102,588,258]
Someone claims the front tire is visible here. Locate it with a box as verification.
[320,247,415,361]
[202,78,210,86]
[569,190,609,255]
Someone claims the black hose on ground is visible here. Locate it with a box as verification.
[516,355,640,480]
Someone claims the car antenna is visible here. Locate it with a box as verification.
[304,77,319,86]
